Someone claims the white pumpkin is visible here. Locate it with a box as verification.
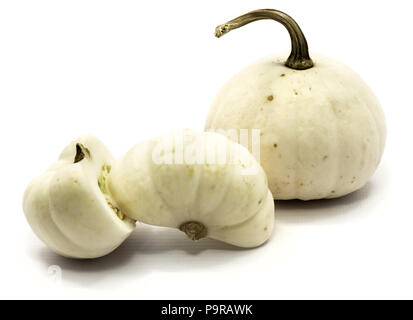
[23,135,135,258]
[205,9,386,200]
[108,129,275,248]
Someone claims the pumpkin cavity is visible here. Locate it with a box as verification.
[98,164,125,221]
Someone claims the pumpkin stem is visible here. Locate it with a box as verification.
[74,143,90,163]
[179,221,208,241]
[215,9,314,70]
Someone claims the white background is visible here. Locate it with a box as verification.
[0,0,412,299]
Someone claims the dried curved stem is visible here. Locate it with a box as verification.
[215,9,313,70]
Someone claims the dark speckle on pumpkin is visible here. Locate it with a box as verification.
[280,73,285,77]
[323,155,328,160]
[273,143,277,148]
[267,95,274,101]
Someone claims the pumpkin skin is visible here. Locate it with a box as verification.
[205,54,386,200]
[108,129,275,247]
[23,135,135,258]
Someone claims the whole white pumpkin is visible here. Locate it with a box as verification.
[108,129,275,248]
[205,9,386,200]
